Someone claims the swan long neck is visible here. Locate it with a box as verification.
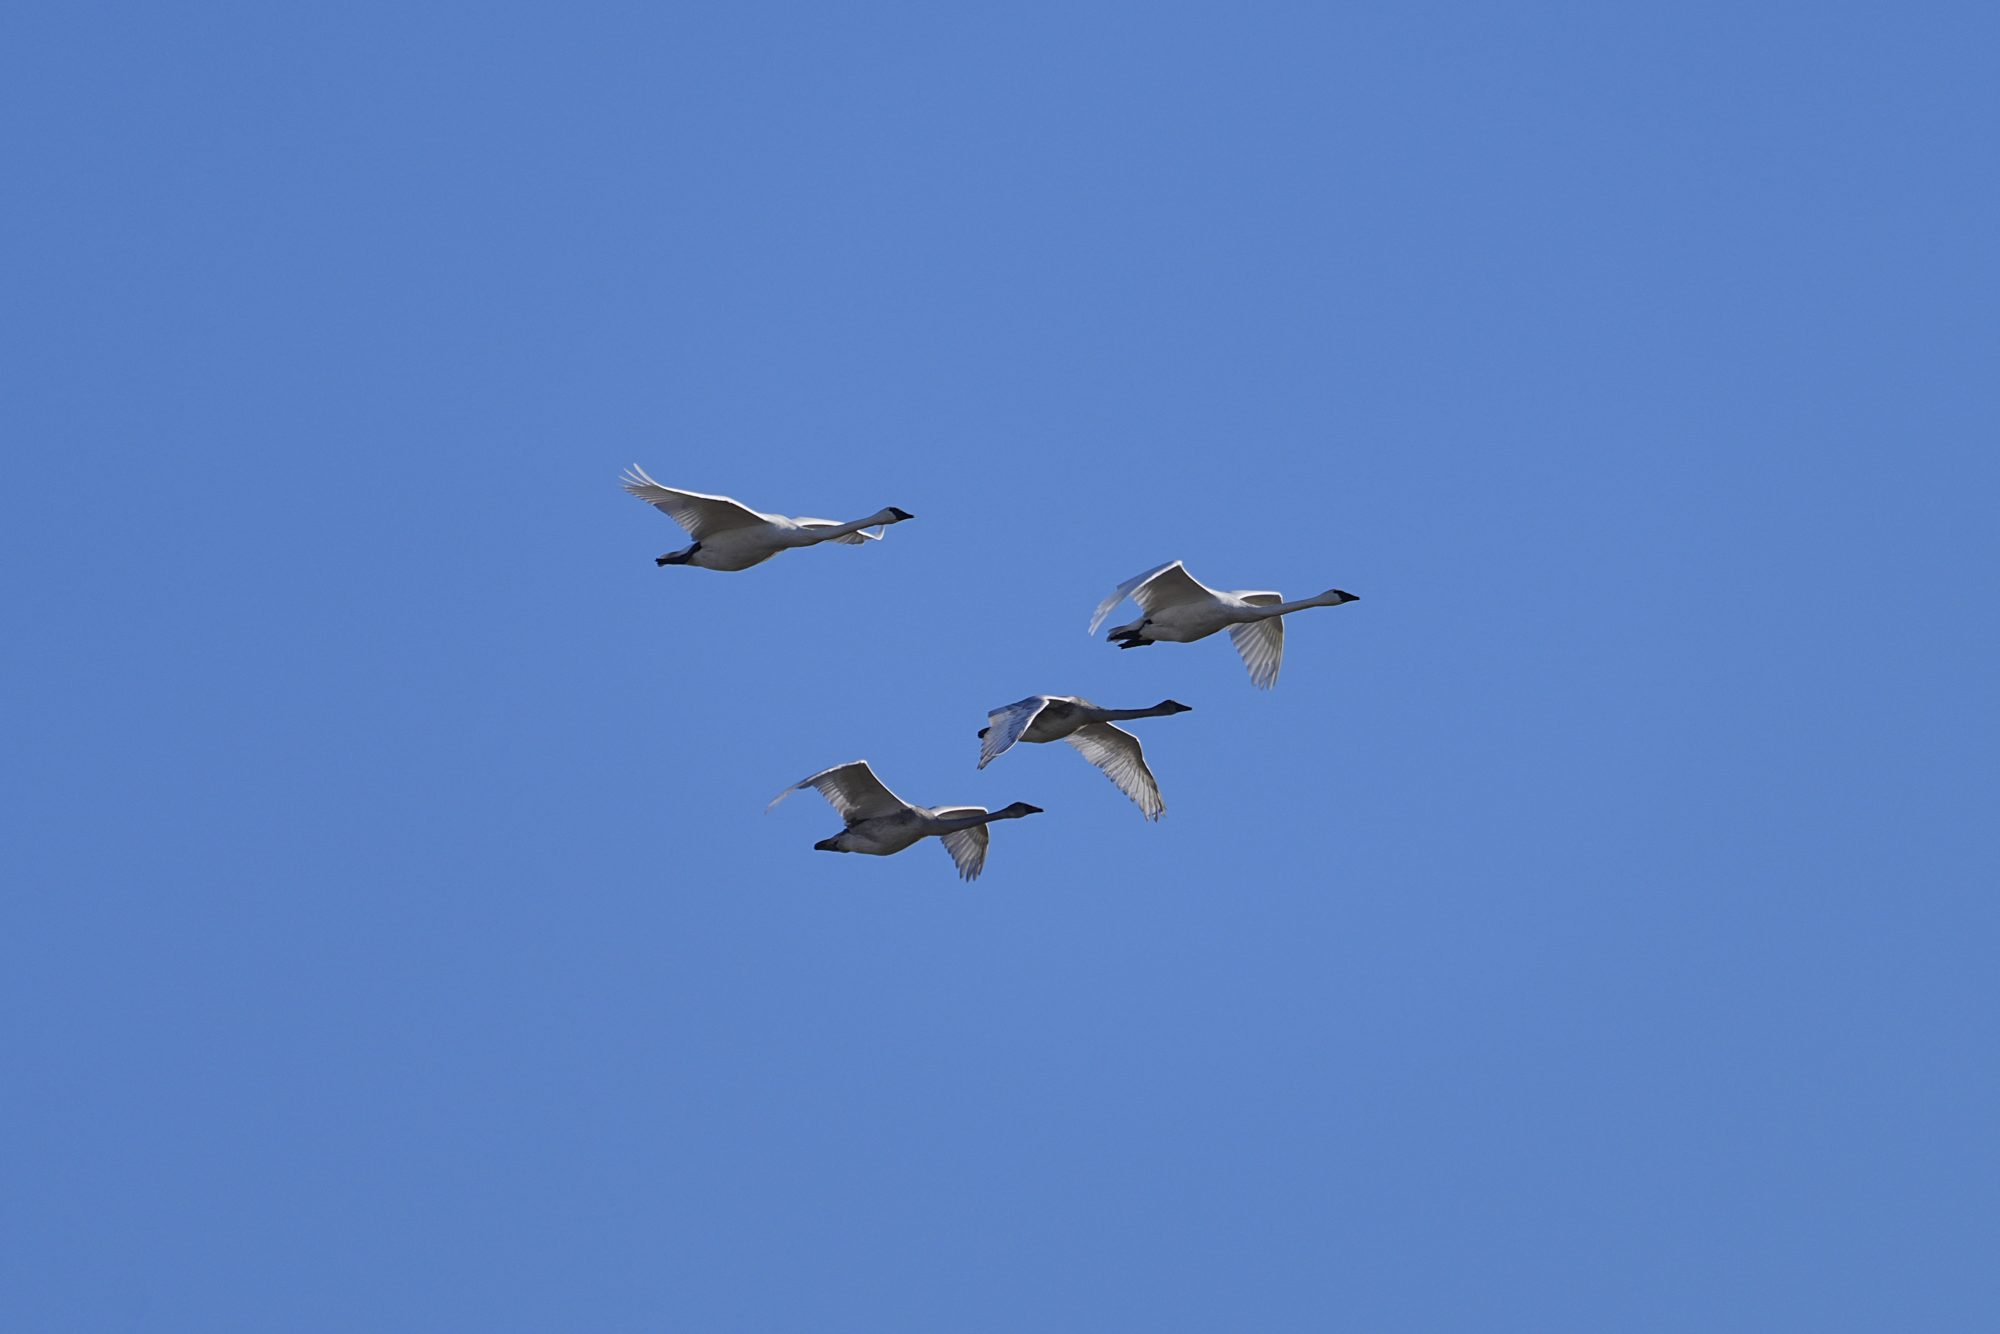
[802,511,894,543]
[934,805,1033,831]
[1250,589,1349,618]
[934,809,1002,832]
[1095,703,1179,721]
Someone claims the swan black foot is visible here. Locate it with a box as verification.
[657,542,701,567]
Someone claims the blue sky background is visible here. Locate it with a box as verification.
[5,2,1997,1329]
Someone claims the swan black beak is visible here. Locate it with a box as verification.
[888,507,915,521]
[812,837,841,852]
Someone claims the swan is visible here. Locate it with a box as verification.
[620,465,914,570]
[1087,560,1359,689]
[767,760,1043,881]
[977,696,1190,820]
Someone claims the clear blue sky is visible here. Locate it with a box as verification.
[6,2,1996,1329]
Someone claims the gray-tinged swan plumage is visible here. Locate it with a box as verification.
[977,696,1190,820]
[768,759,1041,881]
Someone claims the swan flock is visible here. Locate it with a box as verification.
[625,467,1361,880]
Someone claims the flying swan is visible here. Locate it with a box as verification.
[977,696,1190,820]
[1088,560,1359,689]
[767,760,1042,882]
[620,465,913,570]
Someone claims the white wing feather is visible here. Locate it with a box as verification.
[766,760,910,821]
[619,466,766,539]
[1087,560,1215,634]
[932,812,992,881]
[1227,592,1286,689]
[1064,723,1166,820]
[979,697,1051,768]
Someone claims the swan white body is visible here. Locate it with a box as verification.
[767,760,1042,881]
[1087,560,1359,689]
[978,696,1190,820]
[620,465,914,571]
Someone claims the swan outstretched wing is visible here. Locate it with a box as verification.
[1087,560,1215,634]
[797,518,882,546]
[979,697,1051,768]
[1226,594,1286,689]
[767,760,910,821]
[620,466,765,539]
[934,815,991,881]
[1065,723,1165,820]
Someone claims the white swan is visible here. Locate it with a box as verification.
[1088,560,1359,689]
[620,465,914,571]
[977,696,1190,820]
[767,760,1043,881]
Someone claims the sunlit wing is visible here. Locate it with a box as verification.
[979,697,1051,768]
[1226,602,1285,690]
[766,760,910,821]
[1087,560,1215,634]
[620,465,766,539]
[1065,722,1165,820]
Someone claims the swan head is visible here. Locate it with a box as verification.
[1327,589,1358,604]
[997,802,1043,819]
[1156,699,1193,714]
[885,507,915,522]
[813,836,844,852]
